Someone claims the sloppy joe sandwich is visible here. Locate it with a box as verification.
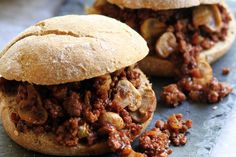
[89,0,236,76]
[0,15,156,156]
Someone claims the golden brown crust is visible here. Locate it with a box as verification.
[107,0,221,10]
[139,5,236,77]
[138,56,175,77]
[0,15,148,85]
[0,70,156,156]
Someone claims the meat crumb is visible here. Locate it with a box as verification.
[56,118,80,146]
[179,78,233,103]
[204,79,233,103]
[138,114,192,157]
[63,92,83,117]
[108,130,131,152]
[139,128,172,157]
[222,67,230,75]
[161,84,186,107]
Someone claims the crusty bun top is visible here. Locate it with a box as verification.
[0,15,148,85]
[107,0,222,10]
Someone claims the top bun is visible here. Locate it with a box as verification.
[0,15,148,85]
[107,0,221,10]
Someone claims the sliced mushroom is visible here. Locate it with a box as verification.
[193,58,213,85]
[139,89,156,114]
[130,111,151,123]
[18,85,48,125]
[100,112,125,130]
[113,80,142,111]
[140,18,166,40]
[155,32,177,58]
[78,123,90,138]
[130,89,156,123]
[193,5,222,32]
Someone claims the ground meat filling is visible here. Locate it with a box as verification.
[96,2,233,106]
[0,66,149,148]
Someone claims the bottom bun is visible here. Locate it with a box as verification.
[0,70,156,156]
[138,56,175,77]
[1,100,154,156]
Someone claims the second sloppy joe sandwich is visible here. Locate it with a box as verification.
[0,15,156,156]
[89,0,236,76]
[89,0,234,106]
